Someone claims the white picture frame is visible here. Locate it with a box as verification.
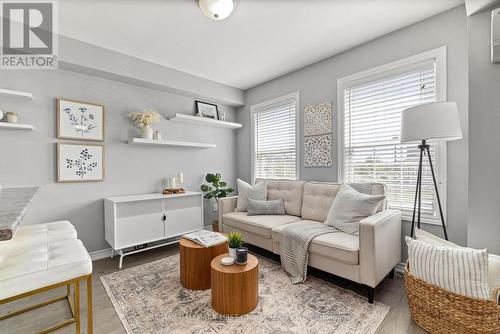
[57,99,105,141]
[57,143,104,182]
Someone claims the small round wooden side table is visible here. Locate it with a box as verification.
[179,238,228,290]
[210,253,259,315]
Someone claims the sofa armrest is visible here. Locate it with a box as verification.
[359,209,401,287]
[218,196,238,231]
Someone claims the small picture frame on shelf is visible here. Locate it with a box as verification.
[195,101,219,120]
[57,143,104,182]
[57,99,105,141]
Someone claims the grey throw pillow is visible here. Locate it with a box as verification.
[247,199,286,216]
[235,179,267,212]
[324,184,385,234]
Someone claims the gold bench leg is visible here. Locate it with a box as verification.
[87,275,93,334]
[75,280,80,334]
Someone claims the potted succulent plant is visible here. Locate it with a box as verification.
[227,232,243,259]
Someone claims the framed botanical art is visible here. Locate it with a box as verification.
[57,99,105,141]
[195,100,219,119]
[57,143,104,182]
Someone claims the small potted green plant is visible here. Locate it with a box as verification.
[227,232,243,258]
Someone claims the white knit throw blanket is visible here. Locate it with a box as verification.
[280,222,338,284]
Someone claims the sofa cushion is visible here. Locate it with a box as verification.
[272,220,359,265]
[301,182,339,221]
[261,180,305,216]
[223,211,301,238]
[235,179,267,212]
[350,183,387,212]
[325,184,385,235]
[247,199,285,216]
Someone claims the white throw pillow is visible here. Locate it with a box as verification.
[416,227,500,299]
[324,184,385,234]
[235,179,267,212]
[406,236,491,299]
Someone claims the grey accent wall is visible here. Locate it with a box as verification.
[58,36,245,107]
[237,6,469,259]
[0,70,237,253]
[468,7,500,255]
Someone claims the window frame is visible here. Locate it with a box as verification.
[337,46,447,225]
[250,91,301,183]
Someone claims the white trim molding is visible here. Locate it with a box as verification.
[89,248,113,261]
[337,46,447,225]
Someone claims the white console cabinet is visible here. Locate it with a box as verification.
[104,191,203,268]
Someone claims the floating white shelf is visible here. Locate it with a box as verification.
[128,138,216,149]
[170,113,242,129]
[0,122,34,130]
[0,88,33,100]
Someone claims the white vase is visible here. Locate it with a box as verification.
[228,247,237,259]
[140,125,153,139]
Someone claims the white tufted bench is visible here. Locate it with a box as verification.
[0,221,93,334]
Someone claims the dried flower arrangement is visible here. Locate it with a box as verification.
[128,110,161,128]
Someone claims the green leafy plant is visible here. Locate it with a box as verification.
[200,173,234,200]
[227,232,243,248]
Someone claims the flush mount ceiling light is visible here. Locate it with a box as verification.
[198,0,234,20]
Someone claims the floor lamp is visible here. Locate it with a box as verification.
[401,102,462,240]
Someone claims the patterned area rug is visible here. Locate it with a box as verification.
[101,254,389,334]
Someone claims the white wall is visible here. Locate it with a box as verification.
[468,6,500,255]
[236,6,469,257]
[0,70,238,252]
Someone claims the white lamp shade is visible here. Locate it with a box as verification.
[401,102,462,143]
[199,0,234,20]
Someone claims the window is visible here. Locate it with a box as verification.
[251,92,299,181]
[338,47,446,224]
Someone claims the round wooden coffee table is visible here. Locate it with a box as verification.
[179,238,228,290]
[211,253,259,315]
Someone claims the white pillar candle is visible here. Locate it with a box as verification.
[177,172,184,185]
[170,176,176,189]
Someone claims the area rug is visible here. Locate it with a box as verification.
[101,254,389,334]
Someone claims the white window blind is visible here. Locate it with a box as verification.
[252,95,298,180]
[342,63,443,220]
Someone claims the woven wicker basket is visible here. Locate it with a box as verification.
[404,263,500,334]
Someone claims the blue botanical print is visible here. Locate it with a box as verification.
[66,148,98,178]
[64,106,97,136]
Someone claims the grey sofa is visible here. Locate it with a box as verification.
[218,180,401,303]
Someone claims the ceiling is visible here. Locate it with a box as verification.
[58,0,464,90]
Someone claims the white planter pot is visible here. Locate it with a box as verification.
[228,247,237,259]
[140,125,153,139]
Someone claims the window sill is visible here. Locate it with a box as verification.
[400,212,446,226]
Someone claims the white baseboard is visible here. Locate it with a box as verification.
[90,227,212,261]
[89,248,112,261]
[395,261,405,274]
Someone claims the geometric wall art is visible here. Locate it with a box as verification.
[57,143,104,182]
[57,99,105,141]
[304,134,333,167]
[304,102,332,136]
[304,102,333,167]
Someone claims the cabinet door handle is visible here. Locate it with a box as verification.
[162,214,166,221]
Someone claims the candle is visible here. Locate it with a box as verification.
[236,247,248,265]
[177,172,184,185]
[170,176,176,189]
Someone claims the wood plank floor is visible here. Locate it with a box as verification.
[0,244,425,334]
